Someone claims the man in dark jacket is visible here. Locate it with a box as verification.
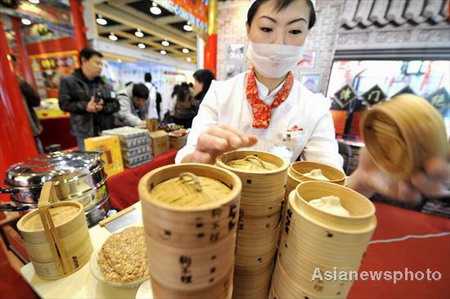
[58,48,119,150]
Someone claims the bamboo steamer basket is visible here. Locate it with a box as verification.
[138,163,241,295]
[361,94,448,179]
[145,232,235,290]
[150,267,234,299]
[139,163,241,248]
[17,182,93,280]
[271,181,376,298]
[286,161,346,200]
[233,267,273,299]
[216,150,289,209]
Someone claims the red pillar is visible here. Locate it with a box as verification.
[204,34,217,76]
[0,17,37,195]
[69,0,88,51]
[203,0,218,76]
[11,18,35,87]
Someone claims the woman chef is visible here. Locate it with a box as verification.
[176,0,449,203]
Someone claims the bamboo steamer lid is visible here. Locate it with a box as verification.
[139,163,241,248]
[361,94,448,179]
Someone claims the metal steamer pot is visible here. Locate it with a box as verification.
[1,150,110,226]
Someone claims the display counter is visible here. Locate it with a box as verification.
[19,200,450,298]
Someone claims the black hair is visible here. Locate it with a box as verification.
[132,83,149,99]
[79,47,103,65]
[193,69,215,101]
[247,0,316,29]
[176,84,192,103]
[144,72,152,82]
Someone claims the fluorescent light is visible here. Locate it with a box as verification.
[29,0,40,4]
[135,29,144,38]
[183,24,193,32]
[160,50,167,55]
[109,33,118,41]
[21,19,32,26]
[138,43,146,49]
[182,48,189,53]
[150,3,162,15]
[96,15,107,26]
[161,40,169,47]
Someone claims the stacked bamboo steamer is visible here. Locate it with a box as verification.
[17,182,93,280]
[138,163,242,298]
[216,150,289,299]
[271,181,377,298]
[361,94,448,179]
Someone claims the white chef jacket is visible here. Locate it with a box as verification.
[175,71,343,169]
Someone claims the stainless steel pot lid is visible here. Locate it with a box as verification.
[4,151,104,189]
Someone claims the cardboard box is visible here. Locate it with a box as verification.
[169,130,188,150]
[84,135,124,177]
[146,118,159,132]
[149,130,169,157]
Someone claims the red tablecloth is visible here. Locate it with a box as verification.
[349,202,450,298]
[40,116,76,150]
[107,149,177,210]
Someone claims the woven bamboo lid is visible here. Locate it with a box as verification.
[216,150,288,175]
[139,163,241,212]
[361,94,448,178]
[19,204,81,232]
[225,156,278,171]
[149,173,231,208]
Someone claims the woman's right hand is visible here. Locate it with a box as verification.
[182,124,258,164]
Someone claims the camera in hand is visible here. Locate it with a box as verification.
[94,90,102,103]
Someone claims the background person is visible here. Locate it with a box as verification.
[59,48,119,151]
[114,83,149,127]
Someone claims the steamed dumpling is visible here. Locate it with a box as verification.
[303,169,330,181]
[308,196,351,217]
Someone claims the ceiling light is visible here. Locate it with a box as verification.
[161,40,169,47]
[135,29,144,38]
[29,0,40,4]
[138,43,146,49]
[109,33,118,41]
[96,15,107,26]
[182,48,189,54]
[21,18,32,26]
[150,3,162,15]
[186,57,192,62]
[160,50,167,55]
[183,23,193,32]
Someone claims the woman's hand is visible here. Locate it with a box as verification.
[182,124,258,164]
[348,147,449,204]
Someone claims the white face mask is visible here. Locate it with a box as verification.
[246,41,304,79]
